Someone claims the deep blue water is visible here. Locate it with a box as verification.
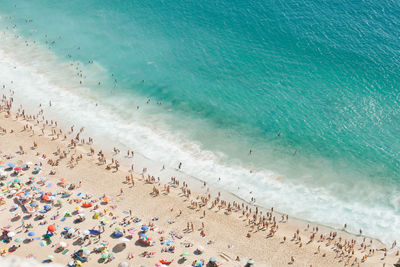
[0,0,399,242]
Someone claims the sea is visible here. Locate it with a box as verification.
[0,0,399,244]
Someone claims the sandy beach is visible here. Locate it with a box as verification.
[0,96,397,267]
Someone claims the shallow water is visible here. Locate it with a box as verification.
[0,0,399,243]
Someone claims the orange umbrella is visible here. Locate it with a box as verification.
[47,225,56,233]
[42,195,50,201]
[103,196,111,202]
[60,178,67,183]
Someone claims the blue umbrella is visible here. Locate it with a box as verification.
[138,233,147,237]
[44,205,51,210]
[89,229,101,235]
[30,202,38,207]
[7,163,15,168]
[13,178,21,183]
[141,225,149,231]
[209,257,217,263]
[112,231,123,238]
[28,232,35,237]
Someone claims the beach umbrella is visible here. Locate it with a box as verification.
[47,225,56,233]
[83,230,90,236]
[30,202,38,207]
[14,167,22,172]
[2,227,10,232]
[15,237,23,243]
[59,242,67,248]
[247,259,255,265]
[68,228,75,234]
[7,232,15,237]
[181,252,190,256]
[28,232,35,237]
[60,178,67,183]
[64,211,72,217]
[13,184,20,189]
[7,163,15,168]
[119,237,130,242]
[138,233,146,237]
[47,255,54,259]
[83,249,91,255]
[89,229,101,235]
[141,225,149,231]
[9,190,16,194]
[44,204,51,210]
[119,262,129,267]
[13,178,21,183]
[209,257,217,263]
[197,245,204,251]
[101,252,109,259]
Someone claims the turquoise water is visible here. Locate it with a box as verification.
[0,0,399,242]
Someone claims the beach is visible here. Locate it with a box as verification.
[0,1,399,266]
[0,96,396,266]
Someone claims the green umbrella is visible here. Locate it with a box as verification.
[101,253,108,259]
[182,252,190,256]
[47,255,54,259]
[15,237,23,242]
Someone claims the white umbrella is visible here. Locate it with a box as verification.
[7,232,15,237]
[120,237,130,242]
[119,262,130,267]
[197,245,204,251]
[68,228,75,234]
[83,230,90,236]
[59,241,67,248]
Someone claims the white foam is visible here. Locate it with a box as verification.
[0,29,399,245]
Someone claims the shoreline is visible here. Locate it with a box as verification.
[0,91,396,266]
[0,27,397,245]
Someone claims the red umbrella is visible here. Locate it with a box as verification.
[14,167,22,172]
[48,225,56,233]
